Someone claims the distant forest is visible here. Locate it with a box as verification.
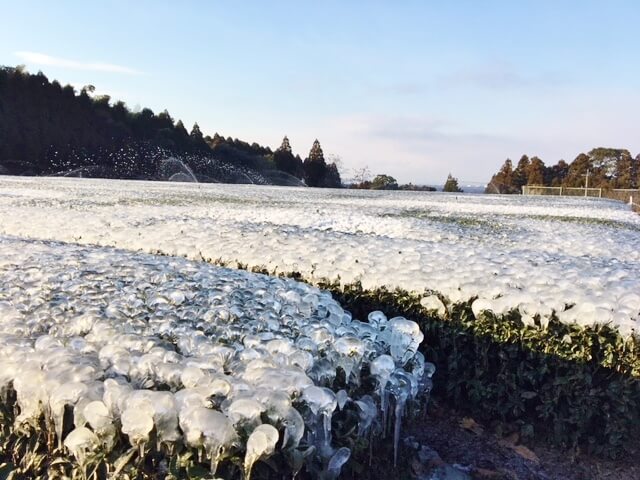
[0,66,341,187]
[486,148,640,194]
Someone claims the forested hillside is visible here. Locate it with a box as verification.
[486,148,640,193]
[0,66,341,187]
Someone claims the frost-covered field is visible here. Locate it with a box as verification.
[1,176,639,337]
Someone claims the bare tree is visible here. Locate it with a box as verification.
[352,165,372,184]
[326,154,349,179]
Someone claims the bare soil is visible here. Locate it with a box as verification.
[403,400,640,480]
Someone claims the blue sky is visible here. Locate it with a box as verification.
[1,1,639,184]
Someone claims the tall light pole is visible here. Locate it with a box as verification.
[583,169,590,197]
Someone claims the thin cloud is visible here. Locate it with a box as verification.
[337,114,510,146]
[14,51,142,75]
[438,63,568,91]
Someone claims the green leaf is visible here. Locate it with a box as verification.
[0,464,15,480]
[112,447,137,477]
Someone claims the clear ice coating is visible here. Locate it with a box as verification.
[63,427,100,468]
[244,424,279,480]
[0,237,431,476]
[326,447,351,480]
[0,177,638,337]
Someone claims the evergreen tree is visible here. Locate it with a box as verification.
[273,136,302,177]
[299,140,342,187]
[443,173,463,192]
[190,123,203,141]
[485,159,515,193]
[527,156,545,185]
[549,160,569,186]
[303,139,327,187]
[175,120,189,137]
[513,155,530,189]
[611,149,634,188]
[323,162,342,188]
[486,148,640,193]
[564,153,591,187]
[279,136,292,153]
[157,109,174,127]
[308,139,324,162]
[0,66,279,178]
[189,122,208,150]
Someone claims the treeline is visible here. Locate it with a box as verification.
[271,136,340,188]
[349,172,463,192]
[0,65,340,187]
[350,174,435,191]
[486,148,640,194]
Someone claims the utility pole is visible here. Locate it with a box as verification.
[583,169,590,197]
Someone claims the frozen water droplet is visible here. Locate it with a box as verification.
[167,290,186,305]
[326,447,351,479]
[367,310,388,328]
[227,398,264,429]
[244,424,279,480]
[336,389,349,410]
[385,318,424,365]
[302,386,337,417]
[179,406,238,474]
[64,427,100,467]
[50,381,89,448]
[281,406,304,449]
[121,407,154,447]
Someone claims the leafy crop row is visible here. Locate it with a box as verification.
[324,281,640,458]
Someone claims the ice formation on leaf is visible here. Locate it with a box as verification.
[0,236,431,477]
[0,177,638,336]
[244,424,279,480]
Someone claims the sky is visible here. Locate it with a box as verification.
[1,1,639,185]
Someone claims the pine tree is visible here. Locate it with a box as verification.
[308,139,324,162]
[0,66,278,178]
[190,123,203,141]
[303,139,328,187]
[612,150,634,188]
[564,153,591,187]
[279,136,292,153]
[443,173,463,192]
[486,149,640,192]
[549,160,569,186]
[485,159,515,193]
[513,155,530,189]
[527,157,545,185]
[175,120,188,137]
[273,136,302,177]
[323,162,342,188]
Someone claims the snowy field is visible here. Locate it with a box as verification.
[0,176,639,337]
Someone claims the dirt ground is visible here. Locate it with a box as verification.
[404,400,640,480]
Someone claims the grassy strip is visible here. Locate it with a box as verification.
[318,280,640,459]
